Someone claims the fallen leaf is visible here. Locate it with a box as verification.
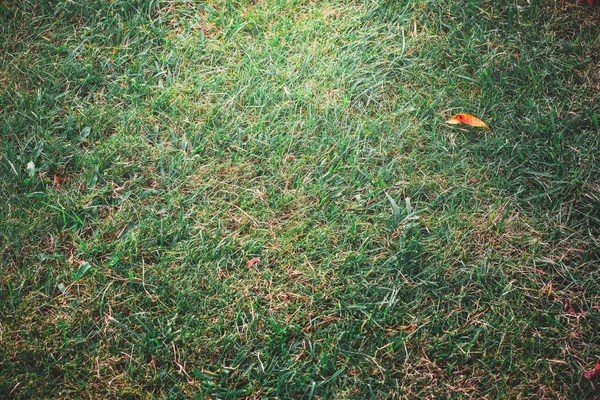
[446,113,490,129]
[564,298,578,316]
[26,161,36,178]
[53,174,65,188]
[399,325,416,334]
[57,283,67,294]
[247,258,261,268]
[530,267,545,274]
[584,362,600,380]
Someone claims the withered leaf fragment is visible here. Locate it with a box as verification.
[584,362,600,380]
[446,113,490,130]
[247,258,261,268]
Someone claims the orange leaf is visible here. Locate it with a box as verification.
[247,258,261,268]
[446,113,490,129]
[399,324,416,334]
[53,174,65,189]
[584,362,600,380]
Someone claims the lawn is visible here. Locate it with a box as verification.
[1,0,599,398]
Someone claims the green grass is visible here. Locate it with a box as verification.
[1,0,599,398]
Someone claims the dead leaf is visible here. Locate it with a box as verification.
[446,113,490,130]
[584,362,600,380]
[247,258,261,268]
[399,325,416,334]
[564,298,578,316]
[53,174,65,189]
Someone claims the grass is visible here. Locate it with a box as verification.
[1,0,599,398]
